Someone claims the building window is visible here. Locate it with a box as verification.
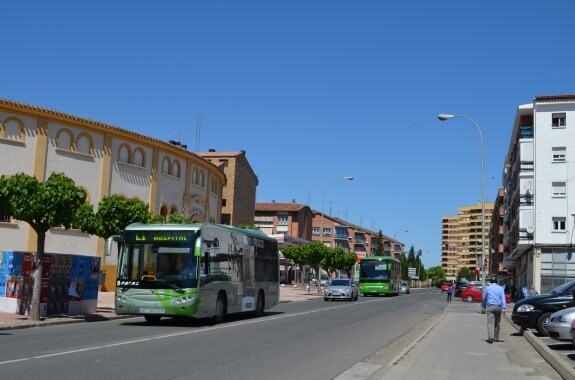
[323,228,331,236]
[162,157,170,174]
[312,227,320,235]
[277,213,288,225]
[56,129,73,151]
[552,182,566,197]
[119,144,130,163]
[552,147,566,163]
[0,210,11,223]
[76,134,93,155]
[552,113,566,128]
[172,160,181,178]
[1,117,25,142]
[553,217,566,231]
[133,148,145,167]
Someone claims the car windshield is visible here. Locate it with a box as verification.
[550,280,575,295]
[330,279,350,286]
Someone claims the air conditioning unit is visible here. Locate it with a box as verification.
[348,237,353,242]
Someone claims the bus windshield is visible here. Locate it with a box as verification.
[359,261,390,281]
[118,242,198,289]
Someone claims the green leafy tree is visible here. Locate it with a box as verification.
[239,224,261,230]
[457,267,475,282]
[282,241,329,294]
[375,230,385,256]
[166,213,189,224]
[427,266,446,287]
[0,172,86,321]
[75,194,150,238]
[149,214,167,224]
[323,247,356,277]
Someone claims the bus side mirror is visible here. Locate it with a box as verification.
[105,235,121,256]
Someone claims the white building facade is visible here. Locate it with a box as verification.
[503,95,575,294]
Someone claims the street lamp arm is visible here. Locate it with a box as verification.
[437,113,486,290]
[318,176,354,294]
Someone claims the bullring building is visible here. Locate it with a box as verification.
[0,99,226,290]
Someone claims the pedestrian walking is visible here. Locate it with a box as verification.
[446,284,453,302]
[482,282,507,344]
[510,284,517,302]
[528,285,538,297]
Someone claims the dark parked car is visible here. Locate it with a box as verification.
[512,280,575,336]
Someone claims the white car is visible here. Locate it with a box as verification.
[547,308,575,341]
[400,282,410,294]
[324,278,359,301]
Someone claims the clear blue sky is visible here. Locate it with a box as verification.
[3,1,575,268]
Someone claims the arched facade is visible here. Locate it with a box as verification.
[0,99,226,291]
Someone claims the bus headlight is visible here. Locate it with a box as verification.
[172,293,198,307]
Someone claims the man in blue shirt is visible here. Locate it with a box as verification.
[481,282,507,344]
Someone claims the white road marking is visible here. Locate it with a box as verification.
[0,298,387,366]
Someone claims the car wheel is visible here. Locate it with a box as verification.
[536,312,552,336]
[466,295,473,303]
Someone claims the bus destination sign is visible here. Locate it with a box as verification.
[125,230,193,244]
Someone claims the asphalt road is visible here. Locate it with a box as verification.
[0,289,446,380]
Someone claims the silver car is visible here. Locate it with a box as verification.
[400,282,410,294]
[547,307,575,341]
[324,278,358,301]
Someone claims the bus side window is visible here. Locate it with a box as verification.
[203,252,209,275]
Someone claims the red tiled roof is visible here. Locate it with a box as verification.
[256,203,309,212]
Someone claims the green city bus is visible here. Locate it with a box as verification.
[105,223,279,324]
[358,256,401,296]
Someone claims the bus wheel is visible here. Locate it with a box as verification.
[253,291,265,317]
[212,293,227,324]
[144,315,161,324]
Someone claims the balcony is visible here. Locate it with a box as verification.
[334,233,350,240]
[519,125,534,139]
[520,161,534,171]
[519,194,534,206]
[518,228,533,241]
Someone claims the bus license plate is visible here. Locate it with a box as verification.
[139,308,165,314]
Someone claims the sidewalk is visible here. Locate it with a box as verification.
[0,284,321,330]
[373,301,569,380]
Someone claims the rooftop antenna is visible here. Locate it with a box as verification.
[195,114,201,153]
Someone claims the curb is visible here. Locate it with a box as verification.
[505,315,575,380]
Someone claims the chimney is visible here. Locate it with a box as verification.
[292,199,296,203]
[209,148,216,152]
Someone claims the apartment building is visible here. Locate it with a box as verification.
[489,189,506,281]
[198,150,258,226]
[254,201,313,242]
[441,215,459,279]
[0,99,225,290]
[310,211,405,260]
[254,201,313,284]
[502,94,575,294]
[441,202,495,280]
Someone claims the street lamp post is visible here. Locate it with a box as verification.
[318,176,354,294]
[393,230,408,258]
[437,113,486,290]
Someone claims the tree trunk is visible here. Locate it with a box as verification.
[30,232,46,321]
